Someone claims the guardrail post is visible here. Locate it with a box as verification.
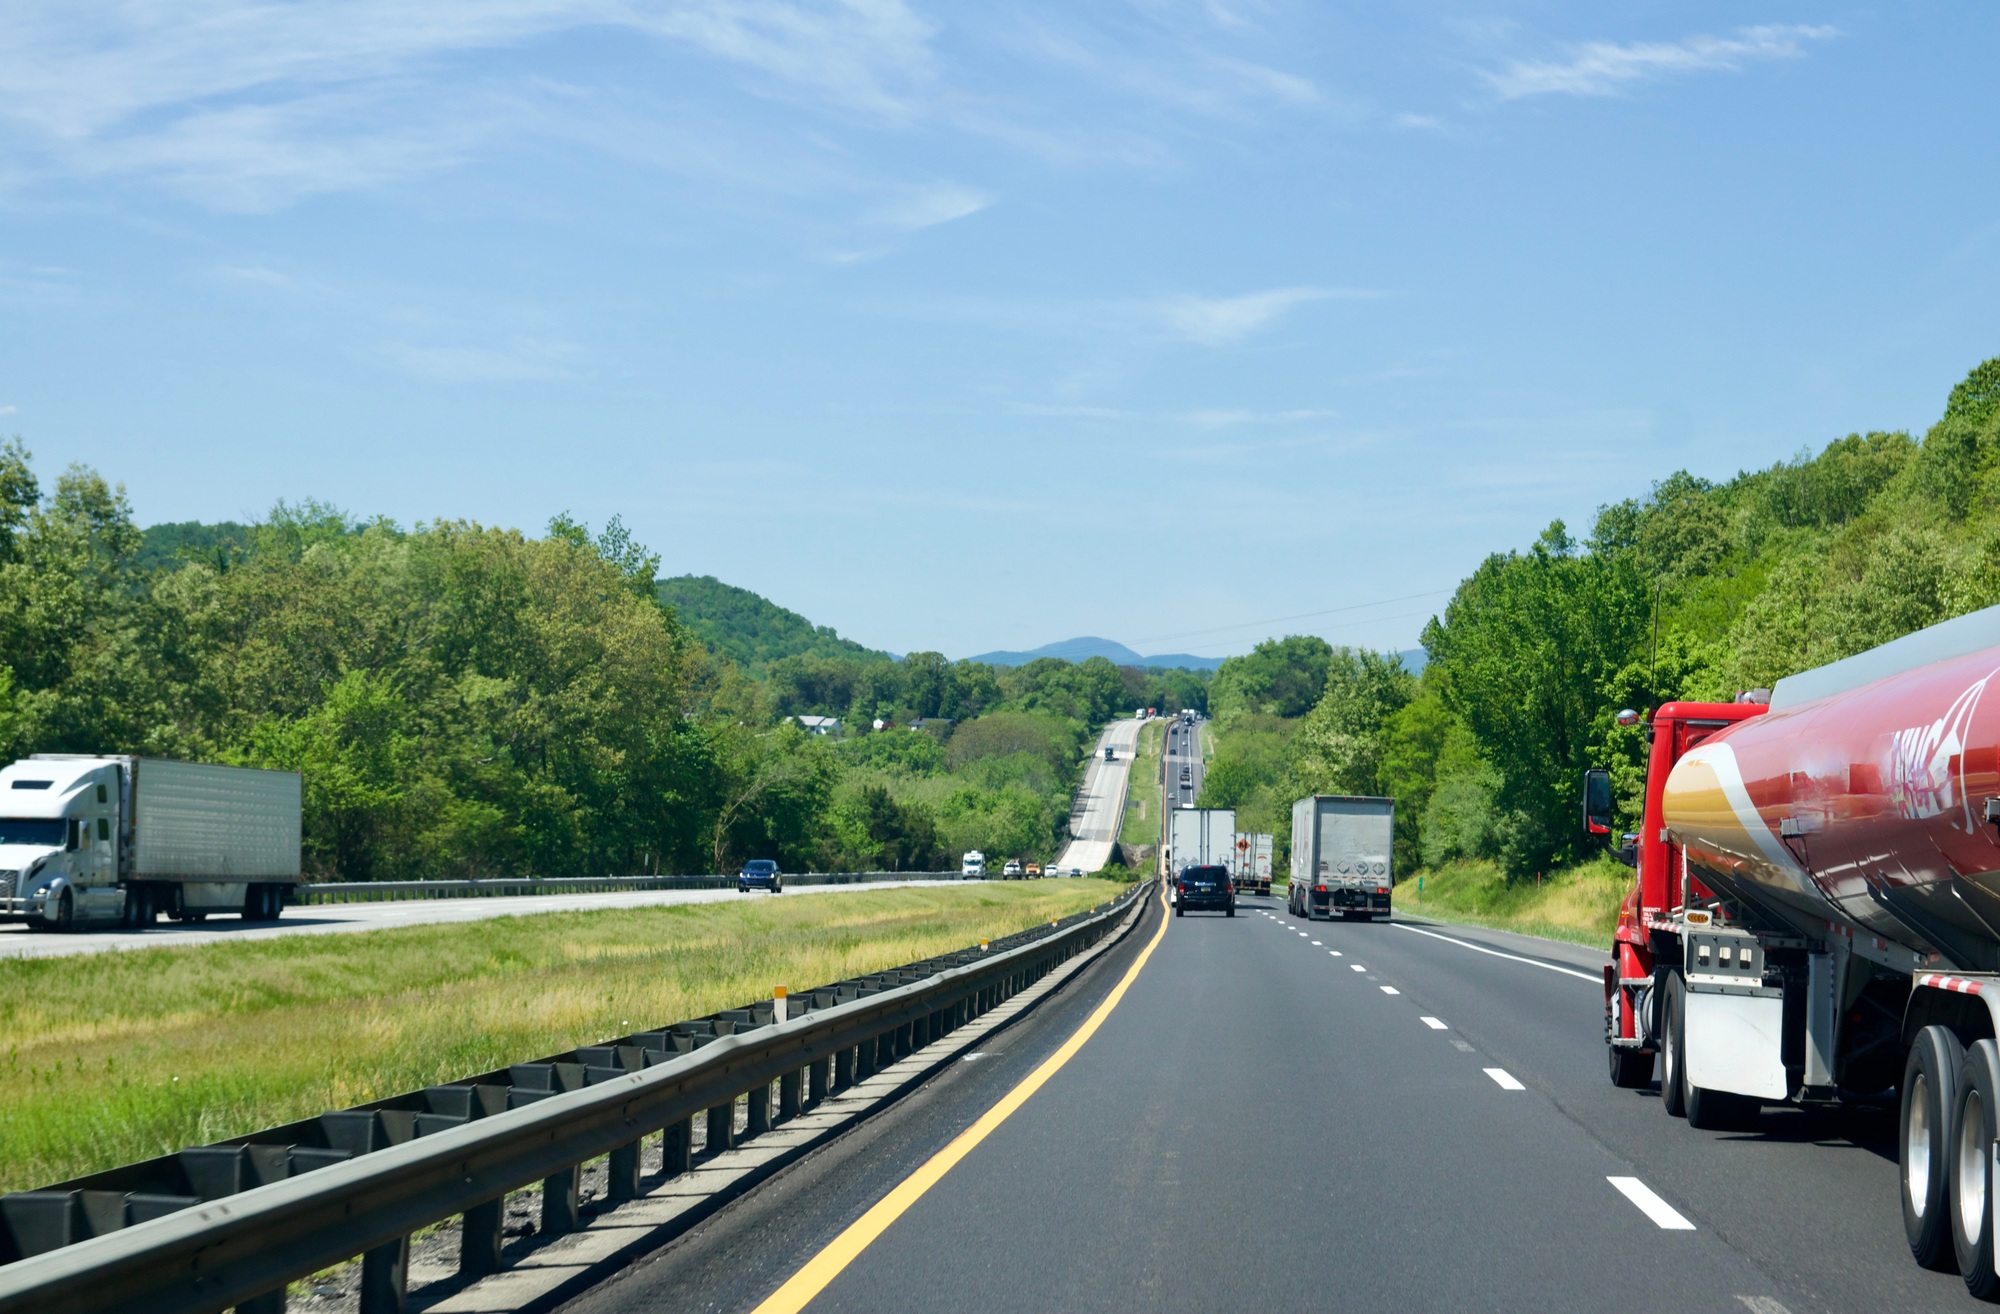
[542,1164,581,1237]
[779,1068,802,1121]
[808,1056,831,1104]
[461,1197,504,1277]
[856,1037,877,1081]
[359,1234,409,1314]
[705,1101,734,1155]
[237,1288,287,1313]
[835,1045,856,1089]
[747,1081,771,1136]
[609,1138,642,1202]
[661,1116,692,1177]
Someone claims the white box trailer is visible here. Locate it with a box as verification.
[1228,832,1274,896]
[1289,795,1394,921]
[0,755,301,930]
[1167,807,1236,876]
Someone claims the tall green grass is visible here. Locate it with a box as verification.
[1118,719,1165,849]
[0,882,1120,1192]
[1392,857,1629,948]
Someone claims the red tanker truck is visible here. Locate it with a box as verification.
[1591,604,2000,1299]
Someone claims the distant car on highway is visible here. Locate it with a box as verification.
[1024,860,1043,878]
[1175,864,1234,917]
[1003,859,1023,878]
[738,859,782,894]
[1068,866,1083,878]
[961,850,985,877]
[1104,746,1116,762]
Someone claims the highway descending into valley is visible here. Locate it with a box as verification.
[1055,717,1144,873]
[1163,712,1205,812]
[568,888,1966,1314]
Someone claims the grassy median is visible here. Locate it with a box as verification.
[0,881,1121,1192]
[1118,718,1165,849]
[1390,857,1627,947]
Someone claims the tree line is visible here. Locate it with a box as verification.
[0,452,1193,881]
[1198,358,2000,882]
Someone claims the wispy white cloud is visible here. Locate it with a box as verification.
[1158,286,1349,346]
[1485,24,1839,100]
[0,1,940,209]
[869,181,993,231]
[865,283,1383,348]
[380,336,582,383]
[0,405,16,416]
[1179,406,1338,426]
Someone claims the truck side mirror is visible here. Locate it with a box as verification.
[65,818,80,850]
[1583,768,1612,837]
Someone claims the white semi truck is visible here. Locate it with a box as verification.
[1289,795,1394,921]
[0,755,302,931]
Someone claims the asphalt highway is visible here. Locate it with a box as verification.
[0,879,979,961]
[566,888,1974,1314]
[1163,713,1204,812]
[1055,717,1144,873]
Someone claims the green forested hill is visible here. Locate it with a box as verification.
[656,574,891,671]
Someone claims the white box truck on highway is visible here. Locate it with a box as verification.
[1167,807,1236,878]
[0,755,301,931]
[1232,832,1273,897]
[1289,796,1393,921]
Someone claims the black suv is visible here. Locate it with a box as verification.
[1175,864,1234,918]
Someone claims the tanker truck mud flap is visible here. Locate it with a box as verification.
[1684,929,1788,1101]
[1684,990,1789,1100]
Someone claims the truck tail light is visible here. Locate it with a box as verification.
[1377,887,1388,894]
[1315,885,1326,893]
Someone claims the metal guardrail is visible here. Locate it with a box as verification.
[297,870,970,904]
[0,882,1152,1314]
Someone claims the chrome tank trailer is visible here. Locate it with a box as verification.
[1663,606,2000,971]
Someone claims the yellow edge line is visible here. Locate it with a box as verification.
[750,885,1172,1314]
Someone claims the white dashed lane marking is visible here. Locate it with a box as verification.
[1349,964,1367,973]
[1310,940,1322,946]
[1328,950,1342,957]
[1420,1016,1448,1030]
[1483,1068,1525,1090]
[1607,1177,1696,1230]
[1380,986,1400,995]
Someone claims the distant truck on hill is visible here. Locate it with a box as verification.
[0,755,302,931]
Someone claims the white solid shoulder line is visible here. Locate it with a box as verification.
[1393,923,1600,982]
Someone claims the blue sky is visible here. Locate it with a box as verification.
[2,3,1993,659]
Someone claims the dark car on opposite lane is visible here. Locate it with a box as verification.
[1175,864,1234,918]
[738,859,782,893]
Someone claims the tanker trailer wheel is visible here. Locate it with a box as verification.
[1951,1038,2000,1298]
[1905,1025,1967,1270]
[1661,971,1689,1118]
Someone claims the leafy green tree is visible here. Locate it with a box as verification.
[1209,636,1333,724]
[1423,522,1647,877]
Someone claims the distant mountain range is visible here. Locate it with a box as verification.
[966,637,1227,672]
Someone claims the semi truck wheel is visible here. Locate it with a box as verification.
[1661,971,1689,1118]
[53,889,74,933]
[1686,1076,1756,1131]
[1906,1025,1967,1270]
[1952,1039,2000,1298]
[1608,1044,1654,1088]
